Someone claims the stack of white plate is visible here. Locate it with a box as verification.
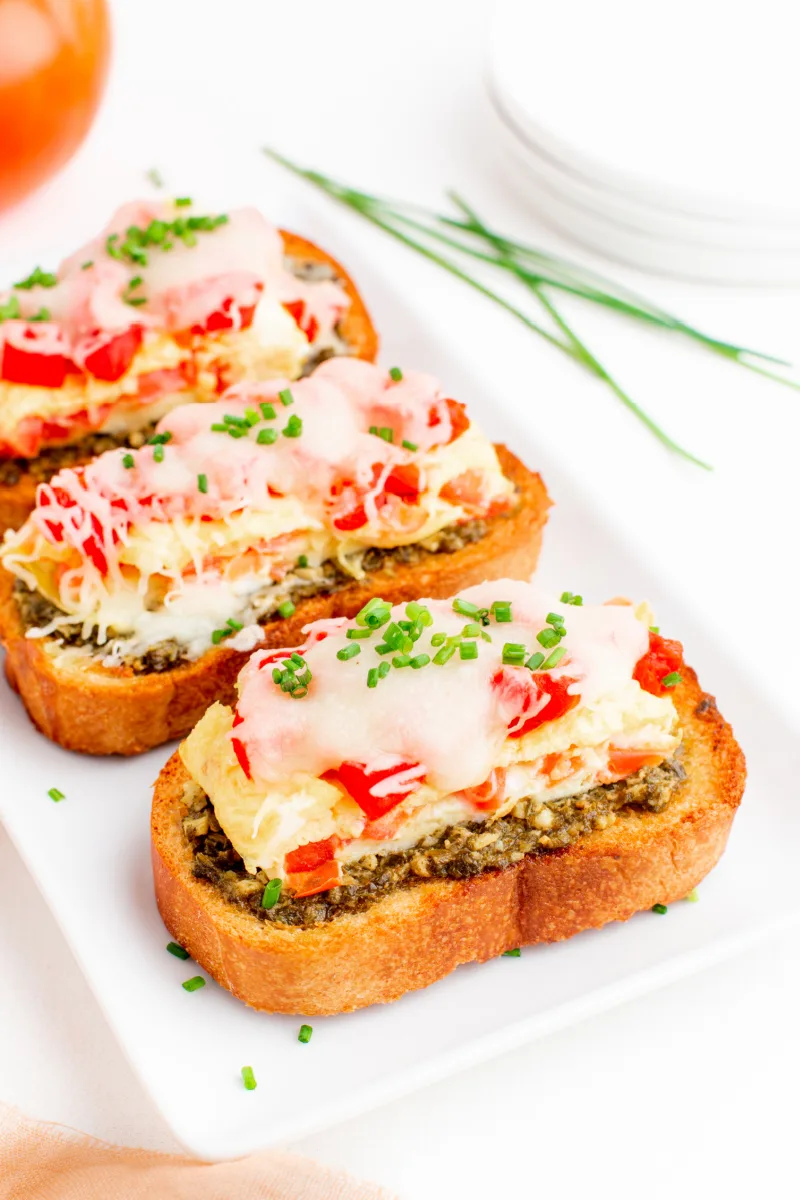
[486,0,800,284]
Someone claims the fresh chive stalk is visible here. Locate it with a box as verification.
[265,149,800,468]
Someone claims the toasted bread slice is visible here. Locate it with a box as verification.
[150,667,744,1015]
[0,447,549,755]
[0,231,378,535]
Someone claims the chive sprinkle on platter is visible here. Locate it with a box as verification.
[265,148,800,470]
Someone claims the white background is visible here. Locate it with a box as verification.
[1,1,799,1196]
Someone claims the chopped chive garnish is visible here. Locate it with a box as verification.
[502,948,521,957]
[298,1024,313,1043]
[378,661,390,679]
[560,591,583,606]
[290,653,305,666]
[262,878,282,909]
[461,623,481,638]
[368,425,379,436]
[392,654,412,667]
[347,628,372,640]
[198,473,208,493]
[374,642,393,655]
[649,625,660,634]
[388,366,403,381]
[433,643,457,666]
[492,601,512,623]
[502,643,526,665]
[546,612,564,627]
[47,787,65,802]
[167,941,190,960]
[367,667,379,688]
[402,439,418,451]
[122,453,135,469]
[685,888,699,902]
[378,426,394,443]
[30,307,51,321]
[226,617,243,631]
[459,641,478,660]
[241,1066,257,1090]
[244,407,261,426]
[337,643,360,661]
[153,444,165,462]
[652,903,668,915]
[296,554,308,568]
[224,414,248,428]
[541,645,566,670]
[277,600,296,619]
[410,653,430,669]
[257,427,278,445]
[148,431,172,444]
[272,668,283,684]
[211,628,232,645]
[14,265,58,290]
[182,976,206,992]
[526,651,545,670]
[282,414,303,438]
[536,627,562,649]
[278,388,294,406]
[175,196,192,206]
[453,598,480,617]
[662,672,682,688]
[211,422,229,432]
[228,427,247,438]
[430,632,447,647]
[259,402,276,420]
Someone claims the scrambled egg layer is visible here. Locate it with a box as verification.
[181,681,679,880]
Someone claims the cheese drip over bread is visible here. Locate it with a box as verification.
[181,581,682,885]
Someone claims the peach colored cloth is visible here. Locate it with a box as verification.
[0,1105,397,1200]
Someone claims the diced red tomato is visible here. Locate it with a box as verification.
[285,836,340,875]
[492,667,581,739]
[633,631,685,697]
[79,326,143,382]
[229,711,252,779]
[192,294,259,336]
[457,767,507,812]
[606,747,665,778]
[359,806,409,842]
[335,760,424,822]
[331,462,421,531]
[333,502,369,532]
[1,322,72,387]
[288,859,342,898]
[383,463,420,503]
[440,469,484,509]
[282,300,305,326]
[281,299,319,343]
[81,516,108,575]
[136,365,191,401]
[428,397,470,445]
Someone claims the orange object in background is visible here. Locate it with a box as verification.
[0,0,110,213]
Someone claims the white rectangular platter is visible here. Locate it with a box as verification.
[1,201,799,1161]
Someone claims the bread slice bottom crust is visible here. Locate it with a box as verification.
[150,668,745,1015]
[0,230,379,536]
[0,446,549,755]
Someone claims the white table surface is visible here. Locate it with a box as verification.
[1,2,798,1196]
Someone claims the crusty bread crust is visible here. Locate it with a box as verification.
[0,230,378,536]
[150,667,745,1015]
[0,447,550,755]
